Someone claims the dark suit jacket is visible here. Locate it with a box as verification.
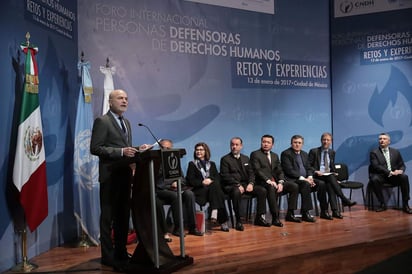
[186,160,221,207]
[369,147,406,177]
[250,149,285,185]
[90,110,133,260]
[281,147,314,180]
[156,168,187,190]
[308,147,336,173]
[186,161,220,188]
[220,153,255,187]
[90,111,133,183]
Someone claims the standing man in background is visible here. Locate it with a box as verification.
[91,89,151,271]
[369,132,412,213]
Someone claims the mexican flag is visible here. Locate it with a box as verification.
[13,41,48,232]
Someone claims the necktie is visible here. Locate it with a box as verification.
[323,150,330,173]
[296,153,306,176]
[118,116,127,134]
[383,148,391,171]
[267,152,271,165]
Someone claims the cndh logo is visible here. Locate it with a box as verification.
[167,152,179,170]
[340,0,375,14]
[340,0,354,13]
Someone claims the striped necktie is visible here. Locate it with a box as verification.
[383,148,391,171]
[118,116,127,135]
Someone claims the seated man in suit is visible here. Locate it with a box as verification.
[369,132,412,214]
[250,134,300,226]
[156,139,204,236]
[220,137,270,230]
[281,135,327,223]
[308,132,356,220]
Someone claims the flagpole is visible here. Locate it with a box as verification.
[11,228,38,272]
[11,32,48,272]
[75,227,94,248]
[74,51,90,249]
[73,55,100,249]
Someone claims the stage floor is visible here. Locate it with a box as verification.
[4,205,412,274]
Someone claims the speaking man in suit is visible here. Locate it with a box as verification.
[281,135,327,223]
[91,89,151,270]
[369,132,412,214]
[220,137,270,230]
[250,134,300,225]
[308,132,356,220]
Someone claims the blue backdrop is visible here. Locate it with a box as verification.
[2,0,410,271]
[77,0,331,167]
[331,2,412,205]
[0,1,330,269]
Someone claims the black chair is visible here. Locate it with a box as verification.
[198,197,233,229]
[278,191,319,216]
[367,180,401,210]
[334,163,366,211]
[198,194,254,228]
[226,194,255,228]
[366,165,401,210]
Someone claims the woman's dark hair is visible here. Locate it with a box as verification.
[193,142,211,161]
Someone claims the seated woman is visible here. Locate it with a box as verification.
[186,142,230,232]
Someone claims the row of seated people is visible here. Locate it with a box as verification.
[156,132,412,241]
[91,90,411,271]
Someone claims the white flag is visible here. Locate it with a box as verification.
[99,65,116,114]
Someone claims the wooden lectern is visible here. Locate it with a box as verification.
[127,149,193,273]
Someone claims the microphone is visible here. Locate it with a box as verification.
[138,123,164,149]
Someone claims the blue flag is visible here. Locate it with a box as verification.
[73,61,100,245]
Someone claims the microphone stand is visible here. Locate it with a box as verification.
[138,123,164,149]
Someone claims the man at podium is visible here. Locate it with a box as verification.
[90,89,151,271]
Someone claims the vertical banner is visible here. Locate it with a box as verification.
[73,60,100,245]
[13,35,48,232]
